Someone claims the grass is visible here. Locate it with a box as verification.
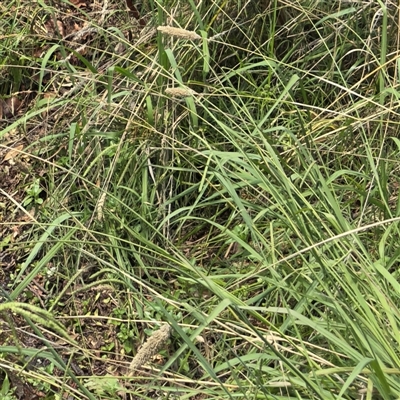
[1,0,400,399]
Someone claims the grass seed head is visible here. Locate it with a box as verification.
[129,324,172,372]
[165,87,197,98]
[157,26,201,40]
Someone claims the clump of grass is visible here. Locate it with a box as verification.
[1,0,400,399]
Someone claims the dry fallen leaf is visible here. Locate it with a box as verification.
[3,144,23,162]
[20,208,36,222]
[12,226,20,239]
[70,0,87,7]
[1,97,22,118]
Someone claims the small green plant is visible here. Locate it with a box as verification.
[84,375,125,398]
[26,363,53,394]
[116,323,135,354]
[23,179,43,207]
[109,307,136,354]
[0,373,16,400]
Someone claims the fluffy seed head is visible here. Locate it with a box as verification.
[129,324,172,373]
[165,87,197,98]
[157,26,201,40]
